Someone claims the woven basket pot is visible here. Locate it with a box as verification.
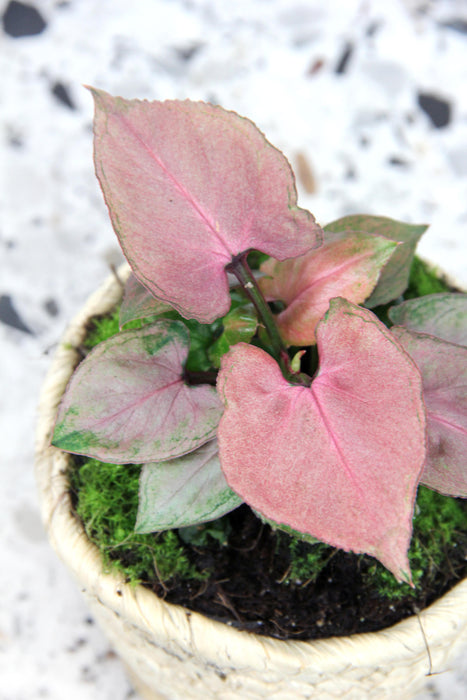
[35,267,467,700]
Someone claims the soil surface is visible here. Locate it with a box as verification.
[132,505,467,641]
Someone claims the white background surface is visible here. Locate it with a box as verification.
[1,0,467,698]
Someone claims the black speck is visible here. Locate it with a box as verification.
[8,129,23,147]
[174,43,203,62]
[417,92,451,128]
[2,1,47,37]
[335,42,354,74]
[439,19,467,35]
[44,298,59,317]
[66,637,87,653]
[366,21,381,38]
[51,81,76,110]
[388,156,409,167]
[0,294,34,334]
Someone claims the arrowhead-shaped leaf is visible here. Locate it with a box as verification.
[120,273,174,328]
[389,294,467,347]
[52,320,223,463]
[135,440,243,533]
[324,215,427,307]
[258,230,397,346]
[391,327,467,497]
[217,299,426,580]
[90,88,322,323]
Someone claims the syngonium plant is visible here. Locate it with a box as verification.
[52,89,467,584]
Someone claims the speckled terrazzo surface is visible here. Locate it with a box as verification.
[1,1,467,698]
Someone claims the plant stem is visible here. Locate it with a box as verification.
[227,254,285,358]
[227,253,309,386]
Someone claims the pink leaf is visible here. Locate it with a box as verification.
[324,215,427,307]
[120,273,174,328]
[391,327,467,497]
[90,88,322,323]
[259,230,397,346]
[217,299,426,580]
[389,293,467,347]
[52,320,223,463]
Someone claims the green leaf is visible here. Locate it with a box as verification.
[389,293,467,347]
[184,318,221,372]
[135,441,242,533]
[208,305,257,368]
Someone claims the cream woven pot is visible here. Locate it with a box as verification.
[35,267,467,700]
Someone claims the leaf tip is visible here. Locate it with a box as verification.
[84,84,105,103]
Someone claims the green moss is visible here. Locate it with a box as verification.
[282,538,333,585]
[69,458,207,585]
[83,308,141,349]
[405,256,452,298]
[179,517,233,547]
[363,487,467,599]
[371,256,453,326]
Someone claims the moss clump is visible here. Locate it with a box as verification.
[83,308,120,349]
[282,539,334,585]
[69,458,207,585]
[83,308,142,349]
[405,256,452,298]
[371,256,452,326]
[363,487,467,599]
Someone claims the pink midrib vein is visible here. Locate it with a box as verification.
[93,378,183,430]
[281,252,374,307]
[117,111,234,256]
[309,383,366,501]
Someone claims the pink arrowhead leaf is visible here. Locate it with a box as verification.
[389,293,467,347]
[52,320,223,463]
[217,298,426,581]
[324,215,427,307]
[135,440,243,533]
[90,88,322,323]
[120,273,174,328]
[391,327,467,497]
[259,230,397,346]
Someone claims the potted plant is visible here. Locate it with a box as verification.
[35,89,467,699]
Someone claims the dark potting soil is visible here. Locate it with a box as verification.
[115,504,467,641]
